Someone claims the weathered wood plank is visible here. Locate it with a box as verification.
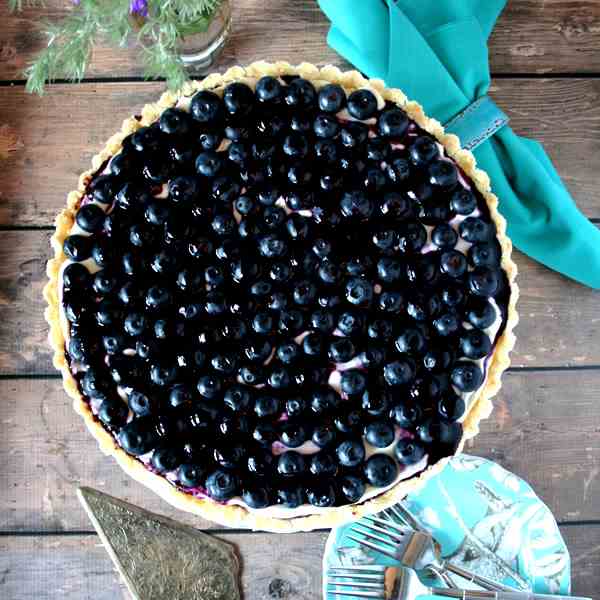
[0,531,327,600]
[1,230,599,375]
[1,78,599,226]
[1,370,599,533]
[1,0,600,82]
[0,524,597,598]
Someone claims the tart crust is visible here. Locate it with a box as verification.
[44,61,519,533]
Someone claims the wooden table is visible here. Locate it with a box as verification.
[1,1,599,597]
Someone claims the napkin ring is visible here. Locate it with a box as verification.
[444,95,509,151]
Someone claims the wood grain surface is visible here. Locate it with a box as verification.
[1,0,600,81]
[2,1,600,597]
[1,230,598,375]
[1,77,600,226]
[0,525,598,599]
[1,371,599,532]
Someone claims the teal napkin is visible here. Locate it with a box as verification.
[318,0,600,289]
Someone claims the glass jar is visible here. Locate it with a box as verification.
[178,0,232,74]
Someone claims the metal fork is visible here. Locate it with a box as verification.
[327,565,592,600]
[350,517,519,592]
[384,503,531,591]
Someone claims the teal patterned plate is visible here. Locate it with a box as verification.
[323,455,570,598]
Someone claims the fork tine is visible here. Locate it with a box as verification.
[327,580,383,589]
[352,525,402,547]
[365,515,412,534]
[328,565,386,573]
[329,573,384,582]
[347,535,398,560]
[355,521,405,542]
[350,529,397,551]
[385,503,422,531]
[327,587,385,599]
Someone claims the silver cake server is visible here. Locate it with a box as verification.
[77,487,241,600]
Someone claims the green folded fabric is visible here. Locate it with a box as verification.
[318,0,600,288]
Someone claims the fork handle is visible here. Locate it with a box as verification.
[440,560,522,592]
[430,588,592,600]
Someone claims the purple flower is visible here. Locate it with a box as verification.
[129,0,148,16]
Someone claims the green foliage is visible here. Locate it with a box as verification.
[10,0,222,94]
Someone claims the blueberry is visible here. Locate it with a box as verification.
[76,204,105,233]
[259,234,287,258]
[274,342,298,365]
[378,108,409,138]
[190,90,224,124]
[380,191,413,219]
[277,451,305,476]
[366,139,390,162]
[438,394,466,422]
[145,285,172,310]
[196,374,222,399]
[241,487,270,509]
[247,450,274,475]
[428,160,458,188]
[93,271,118,295]
[459,217,493,243]
[465,298,497,329]
[312,423,336,448]
[397,221,427,253]
[62,263,91,291]
[131,126,163,153]
[286,213,311,238]
[340,475,366,503]
[318,83,346,113]
[149,362,177,387]
[211,353,238,375]
[451,361,484,392]
[434,312,460,337]
[337,311,364,336]
[195,150,223,177]
[469,241,501,268]
[336,439,366,467]
[460,329,492,359]
[277,486,305,508]
[63,235,92,262]
[302,331,324,357]
[364,454,398,487]
[365,422,395,448]
[98,399,129,427]
[311,388,340,414]
[468,267,500,297]
[340,121,369,148]
[450,188,477,215]
[124,312,146,337]
[252,422,277,446]
[359,346,387,368]
[211,214,235,236]
[168,175,200,204]
[159,107,192,135]
[312,113,340,139]
[198,130,222,150]
[284,78,317,110]
[344,256,373,277]
[254,395,280,418]
[345,277,373,306]
[294,280,317,306]
[287,161,313,186]
[118,418,158,456]
[256,75,282,103]
[309,310,335,334]
[144,201,169,226]
[328,338,355,363]
[409,136,438,165]
[395,328,426,354]
[440,250,467,279]
[278,309,304,334]
[383,358,416,386]
[175,463,205,488]
[432,224,458,249]
[205,469,238,500]
[289,112,312,133]
[168,383,193,408]
[278,421,306,448]
[340,370,367,396]
[127,390,156,416]
[307,482,337,507]
[395,439,426,465]
[89,174,119,204]
[361,390,390,417]
[390,403,422,428]
[151,447,181,473]
[314,139,339,163]
[377,257,403,283]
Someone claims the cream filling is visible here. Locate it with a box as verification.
[59,79,504,518]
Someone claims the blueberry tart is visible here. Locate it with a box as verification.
[45,62,518,532]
